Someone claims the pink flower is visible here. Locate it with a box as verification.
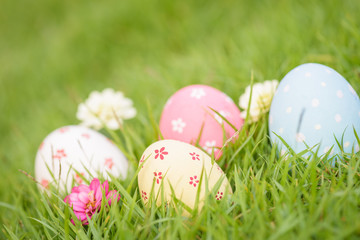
[189,176,199,187]
[64,178,120,225]
[154,147,168,160]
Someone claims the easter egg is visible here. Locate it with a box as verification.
[159,85,244,158]
[138,139,232,215]
[269,63,360,159]
[35,125,128,192]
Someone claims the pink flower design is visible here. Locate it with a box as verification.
[64,178,120,225]
[104,158,114,170]
[141,190,148,201]
[53,149,67,160]
[39,142,44,150]
[189,176,199,187]
[81,133,91,139]
[75,172,85,184]
[59,127,70,133]
[216,191,223,200]
[154,147,168,160]
[217,166,224,174]
[189,152,200,161]
[41,179,49,189]
[139,155,145,168]
[153,172,163,184]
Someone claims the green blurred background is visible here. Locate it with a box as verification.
[1,0,359,223]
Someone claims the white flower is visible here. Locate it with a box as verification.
[190,88,206,99]
[76,88,136,130]
[214,110,229,124]
[171,118,186,133]
[239,80,279,122]
[203,140,216,154]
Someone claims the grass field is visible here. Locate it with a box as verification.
[1,0,360,239]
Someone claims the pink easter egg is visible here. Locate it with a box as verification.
[159,85,244,158]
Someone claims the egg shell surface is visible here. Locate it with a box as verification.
[159,85,243,158]
[35,125,128,192]
[138,139,232,214]
[269,63,360,158]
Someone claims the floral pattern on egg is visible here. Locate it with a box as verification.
[269,63,360,159]
[35,125,129,192]
[159,85,244,159]
[138,139,232,215]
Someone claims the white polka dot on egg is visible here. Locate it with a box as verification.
[349,85,356,95]
[335,114,342,123]
[312,98,320,107]
[323,146,334,155]
[280,149,286,156]
[296,133,305,142]
[314,124,322,130]
[324,146,330,153]
[269,63,360,159]
[284,85,290,92]
[336,90,343,98]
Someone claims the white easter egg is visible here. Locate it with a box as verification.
[138,139,232,215]
[269,63,360,159]
[35,125,128,192]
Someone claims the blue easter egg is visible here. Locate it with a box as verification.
[269,63,360,159]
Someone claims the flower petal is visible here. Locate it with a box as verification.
[89,178,100,191]
[68,193,80,203]
[71,202,86,212]
[78,192,89,204]
[95,185,103,202]
[74,211,88,222]
[71,185,90,194]
[64,195,70,203]
[102,181,109,194]
[106,190,121,205]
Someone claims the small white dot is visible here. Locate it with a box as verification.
[284,85,290,92]
[314,124,322,130]
[294,67,300,71]
[280,149,286,156]
[324,146,334,155]
[279,128,284,134]
[349,85,356,95]
[324,146,330,153]
[325,69,332,74]
[335,114,342,123]
[312,98,319,107]
[286,107,292,113]
[344,141,350,148]
[336,90,343,98]
[296,133,306,142]
[269,115,273,125]
[321,82,326,87]
[305,72,311,77]
[356,144,359,152]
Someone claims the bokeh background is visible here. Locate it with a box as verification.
[1,0,359,228]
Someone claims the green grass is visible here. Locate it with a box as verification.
[1,0,360,238]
